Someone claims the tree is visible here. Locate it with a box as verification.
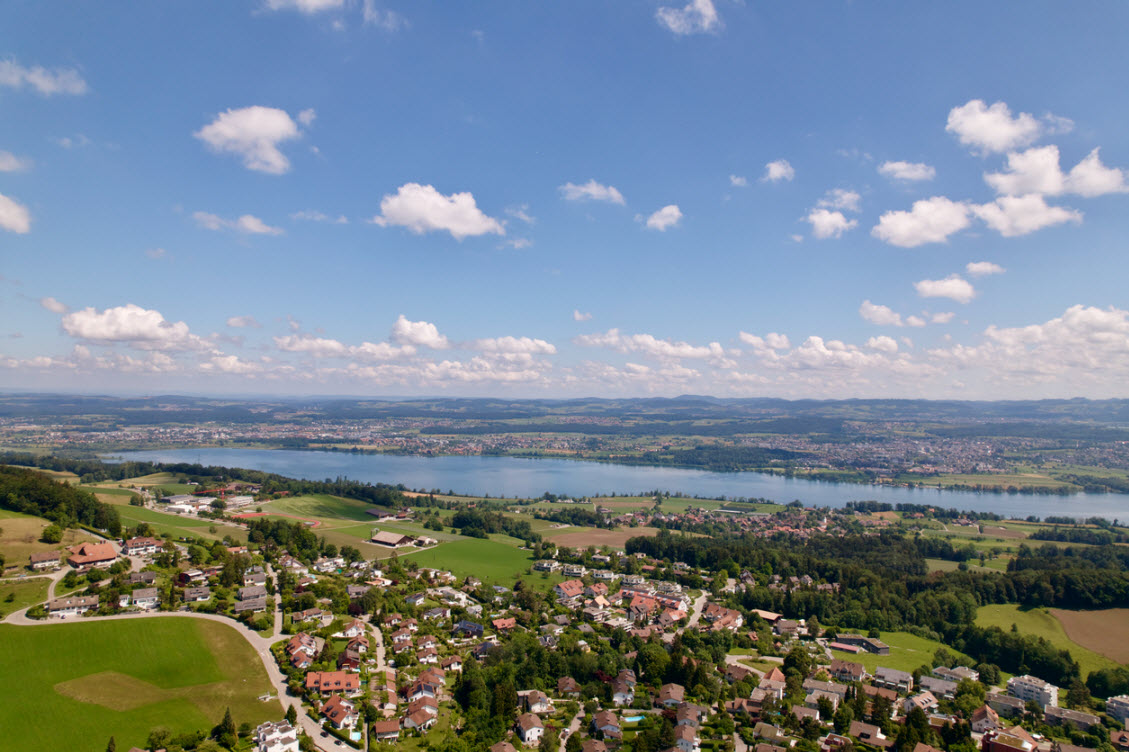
[41,524,63,543]
[285,704,298,725]
[215,707,237,747]
[1066,679,1091,709]
[105,737,116,752]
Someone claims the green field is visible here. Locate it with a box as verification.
[259,493,387,521]
[0,618,280,751]
[0,576,51,615]
[830,630,971,674]
[975,604,1120,680]
[0,508,100,565]
[403,538,536,585]
[106,503,247,543]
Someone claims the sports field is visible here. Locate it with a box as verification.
[0,618,280,751]
[976,604,1124,678]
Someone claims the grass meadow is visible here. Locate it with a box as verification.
[975,604,1123,679]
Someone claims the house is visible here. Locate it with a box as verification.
[286,633,318,660]
[441,655,463,673]
[836,634,890,655]
[306,671,361,697]
[848,721,891,748]
[405,592,427,607]
[66,541,118,570]
[337,646,363,671]
[132,587,160,609]
[29,551,61,570]
[453,620,484,638]
[178,569,207,586]
[803,679,847,699]
[554,579,585,600]
[321,695,358,730]
[558,676,581,698]
[122,536,162,556]
[234,596,267,613]
[407,696,439,719]
[676,704,703,727]
[533,560,560,572]
[904,691,938,715]
[752,723,792,746]
[128,571,158,585]
[493,617,517,633]
[517,713,544,746]
[934,666,979,683]
[404,680,438,703]
[919,676,958,699]
[829,659,866,683]
[47,595,98,617]
[1110,730,1129,752]
[1044,706,1100,731]
[292,607,326,623]
[254,720,299,752]
[1107,695,1129,724]
[338,619,366,639]
[986,692,1026,718]
[981,728,1037,752]
[612,678,634,706]
[239,584,268,601]
[183,586,211,602]
[659,683,686,707]
[525,690,552,714]
[582,742,608,752]
[371,720,400,743]
[675,723,700,752]
[971,705,1002,733]
[806,690,840,713]
[873,667,914,693]
[593,710,622,740]
[244,570,268,587]
[1007,675,1058,709]
[371,530,415,547]
[417,647,439,665]
[424,606,451,621]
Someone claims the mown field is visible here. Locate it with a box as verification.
[1052,608,1129,665]
[403,538,536,585]
[976,604,1123,679]
[0,508,99,565]
[830,630,972,675]
[0,618,280,751]
[97,500,247,544]
[546,525,663,550]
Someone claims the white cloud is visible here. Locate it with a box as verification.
[505,204,535,224]
[818,188,861,212]
[946,99,1042,155]
[0,150,31,172]
[0,193,31,234]
[391,315,450,349]
[966,261,1005,277]
[859,300,904,327]
[931,312,956,324]
[729,174,748,187]
[573,310,593,322]
[871,196,971,247]
[54,134,90,149]
[40,297,68,314]
[61,304,210,351]
[971,194,1081,237]
[194,106,303,175]
[201,355,263,375]
[806,209,857,239]
[297,108,317,126]
[0,58,87,96]
[763,160,795,182]
[575,328,727,361]
[739,332,791,350]
[372,183,504,240]
[226,315,262,328]
[473,336,557,355]
[193,211,284,235]
[264,0,344,12]
[274,333,349,357]
[559,179,625,205]
[867,335,899,353]
[985,145,1128,198]
[504,237,532,250]
[906,315,927,327]
[1066,148,1129,197]
[878,161,935,182]
[290,209,348,224]
[363,0,407,30]
[656,0,721,35]
[915,275,977,304]
[643,204,683,231]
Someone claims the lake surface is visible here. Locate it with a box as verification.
[112,447,1129,521]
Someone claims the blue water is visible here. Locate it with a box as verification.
[624,715,646,723]
[111,447,1129,521]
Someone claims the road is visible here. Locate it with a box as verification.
[559,706,584,752]
[686,591,708,628]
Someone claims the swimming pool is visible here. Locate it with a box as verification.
[624,715,646,723]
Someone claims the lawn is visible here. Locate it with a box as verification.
[0,508,100,565]
[975,604,1122,679]
[403,538,537,585]
[106,502,247,543]
[0,618,280,751]
[830,630,971,675]
[0,576,51,615]
[259,493,390,522]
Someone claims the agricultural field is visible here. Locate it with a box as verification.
[976,604,1124,679]
[403,538,536,585]
[0,508,99,565]
[894,472,1076,491]
[546,525,662,550]
[9,465,81,484]
[103,502,246,544]
[0,576,51,615]
[1051,608,1129,665]
[0,618,280,751]
[259,493,388,522]
[830,630,971,675]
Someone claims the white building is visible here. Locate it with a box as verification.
[255,720,300,752]
[1106,694,1129,724]
[1006,675,1058,709]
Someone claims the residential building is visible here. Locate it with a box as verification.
[986,693,1026,718]
[659,683,686,707]
[593,710,622,740]
[47,595,99,617]
[675,723,700,752]
[1007,675,1058,709]
[829,659,865,683]
[66,541,118,570]
[971,705,1001,733]
[1044,706,1100,731]
[517,713,544,746]
[306,671,361,697]
[1105,695,1129,724]
[254,721,299,752]
[874,667,914,693]
[132,587,160,609]
[321,695,358,730]
[29,551,61,570]
[183,586,211,602]
[849,721,891,748]
[372,720,400,743]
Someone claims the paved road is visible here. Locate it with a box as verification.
[686,592,708,628]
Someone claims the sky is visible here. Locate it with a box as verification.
[2,1,1129,400]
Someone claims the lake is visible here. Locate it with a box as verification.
[111,447,1129,521]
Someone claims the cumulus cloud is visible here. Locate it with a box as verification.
[0,58,87,96]
[40,297,68,314]
[871,196,971,247]
[193,211,284,235]
[61,304,211,351]
[860,300,906,327]
[878,161,935,182]
[738,332,791,350]
[575,328,727,361]
[372,183,504,240]
[573,310,593,322]
[867,335,899,353]
[505,204,535,224]
[0,150,31,172]
[818,188,861,212]
[915,275,977,304]
[273,333,349,357]
[966,261,1005,277]
[363,0,407,30]
[559,179,625,205]
[971,194,1081,237]
[194,106,303,175]
[931,312,956,324]
[763,160,795,182]
[0,193,31,234]
[946,99,1043,155]
[264,0,344,12]
[201,355,263,375]
[391,315,450,349]
[806,209,856,239]
[290,209,347,224]
[1066,148,1129,197]
[472,336,557,355]
[729,174,748,187]
[226,315,261,328]
[642,205,683,231]
[985,145,1128,198]
[655,0,721,34]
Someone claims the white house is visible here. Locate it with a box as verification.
[255,720,300,752]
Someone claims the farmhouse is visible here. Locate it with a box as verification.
[836,633,890,655]
[66,541,118,570]
[122,536,162,556]
[29,551,61,570]
[370,530,415,547]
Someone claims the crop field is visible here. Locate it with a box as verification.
[0,508,99,564]
[403,538,536,585]
[829,630,971,675]
[9,465,81,484]
[546,525,662,550]
[975,604,1121,679]
[259,493,389,522]
[1051,608,1129,665]
[0,618,280,751]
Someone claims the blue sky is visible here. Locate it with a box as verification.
[2,1,1129,399]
